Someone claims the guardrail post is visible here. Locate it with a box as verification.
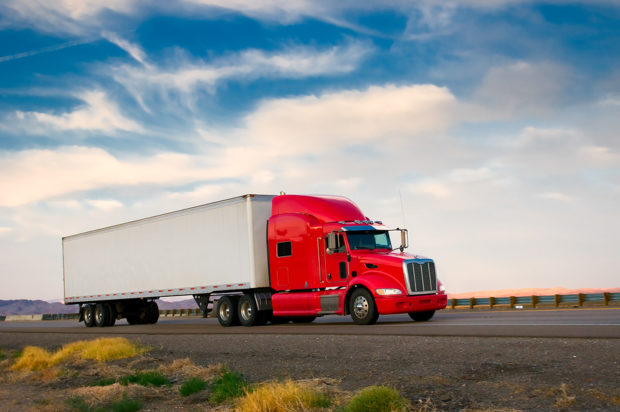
[450,299,456,309]
[554,294,560,307]
[531,295,538,308]
[172,309,177,317]
[578,293,584,307]
[603,292,610,306]
[509,296,515,309]
[469,298,475,309]
[489,297,495,309]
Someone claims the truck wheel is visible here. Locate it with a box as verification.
[146,301,159,324]
[105,303,116,327]
[349,289,379,325]
[94,303,110,327]
[408,310,435,321]
[238,294,261,327]
[217,296,239,327]
[83,305,95,327]
[126,315,140,325]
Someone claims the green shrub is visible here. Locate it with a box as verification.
[119,371,171,387]
[210,368,248,403]
[66,394,142,412]
[0,348,6,361]
[91,377,117,386]
[179,377,208,397]
[108,395,143,412]
[344,386,408,412]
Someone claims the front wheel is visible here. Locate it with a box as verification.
[408,310,435,321]
[349,289,379,325]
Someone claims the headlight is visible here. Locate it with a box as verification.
[375,288,402,296]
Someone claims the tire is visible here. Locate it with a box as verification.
[238,294,261,327]
[408,310,435,322]
[349,288,379,325]
[291,316,316,324]
[94,303,110,327]
[105,303,116,327]
[83,305,95,327]
[217,296,239,327]
[126,314,140,325]
[146,301,159,324]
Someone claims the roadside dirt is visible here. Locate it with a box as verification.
[0,333,618,411]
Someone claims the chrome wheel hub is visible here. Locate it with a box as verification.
[219,302,231,321]
[240,301,252,320]
[353,296,369,318]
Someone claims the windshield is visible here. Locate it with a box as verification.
[346,231,392,250]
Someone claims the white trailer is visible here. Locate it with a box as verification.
[62,194,274,327]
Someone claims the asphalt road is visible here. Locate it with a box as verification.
[1,308,619,338]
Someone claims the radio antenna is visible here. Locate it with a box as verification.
[399,188,407,228]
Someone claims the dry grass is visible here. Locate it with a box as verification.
[554,383,576,409]
[10,338,147,371]
[71,382,160,406]
[236,379,333,412]
[157,357,223,381]
[586,389,620,406]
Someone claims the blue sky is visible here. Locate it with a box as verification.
[1,1,619,300]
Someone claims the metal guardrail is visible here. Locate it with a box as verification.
[2,293,618,320]
[447,292,620,309]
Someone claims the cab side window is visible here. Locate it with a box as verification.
[277,241,292,257]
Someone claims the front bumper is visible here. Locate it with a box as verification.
[375,293,447,315]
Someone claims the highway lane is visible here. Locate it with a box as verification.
[1,308,618,338]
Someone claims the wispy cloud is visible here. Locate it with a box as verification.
[0,38,96,63]
[101,32,149,66]
[13,90,143,134]
[110,41,372,111]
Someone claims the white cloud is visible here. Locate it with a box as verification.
[101,32,148,66]
[86,199,124,211]
[238,83,456,149]
[538,192,572,202]
[0,146,213,207]
[2,0,136,35]
[14,90,143,134]
[111,41,372,110]
[474,61,569,116]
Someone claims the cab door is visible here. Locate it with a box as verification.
[321,234,348,285]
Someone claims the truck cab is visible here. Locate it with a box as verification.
[267,194,447,324]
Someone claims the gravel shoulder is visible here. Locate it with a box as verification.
[0,332,618,411]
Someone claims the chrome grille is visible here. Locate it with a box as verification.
[404,260,437,295]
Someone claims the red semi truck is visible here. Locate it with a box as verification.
[63,194,447,327]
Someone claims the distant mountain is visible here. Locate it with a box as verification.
[448,287,620,299]
[0,300,78,316]
[0,298,198,316]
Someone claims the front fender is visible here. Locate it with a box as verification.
[348,271,405,297]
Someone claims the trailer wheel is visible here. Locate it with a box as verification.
[126,315,140,325]
[105,303,116,327]
[238,294,261,327]
[217,296,240,327]
[349,288,379,325]
[83,305,95,327]
[146,301,159,324]
[408,310,435,322]
[94,303,110,327]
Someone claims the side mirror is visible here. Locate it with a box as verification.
[400,229,409,252]
[327,232,337,255]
